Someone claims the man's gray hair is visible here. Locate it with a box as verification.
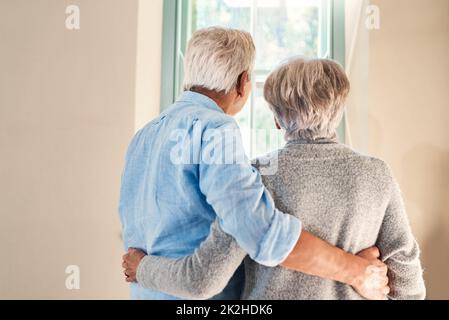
[183,27,256,94]
[264,57,350,141]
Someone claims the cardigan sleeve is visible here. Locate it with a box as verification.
[136,220,247,299]
[376,174,426,300]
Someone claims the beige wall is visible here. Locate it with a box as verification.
[1,0,448,300]
[135,0,163,131]
[0,0,162,299]
[347,0,449,299]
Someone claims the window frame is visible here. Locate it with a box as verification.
[160,0,346,142]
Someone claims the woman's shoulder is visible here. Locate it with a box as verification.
[252,144,397,187]
[340,146,396,184]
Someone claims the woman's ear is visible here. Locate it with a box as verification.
[274,118,282,130]
[236,71,250,97]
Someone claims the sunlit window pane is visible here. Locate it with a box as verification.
[255,3,320,71]
[252,78,284,157]
[193,0,251,31]
[189,0,324,158]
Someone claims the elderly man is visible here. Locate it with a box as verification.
[119,27,389,300]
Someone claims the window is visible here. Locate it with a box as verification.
[161,0,345,158]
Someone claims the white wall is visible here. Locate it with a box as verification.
[0,0,163,299]
[345,0,370,151]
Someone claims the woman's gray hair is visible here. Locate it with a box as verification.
[183,27,256,94]
[264,57,350,141]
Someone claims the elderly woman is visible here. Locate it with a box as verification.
[124,57,425,300]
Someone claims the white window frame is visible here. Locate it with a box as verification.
[160,0,346,148]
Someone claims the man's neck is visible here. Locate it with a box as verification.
[190,88,234,115]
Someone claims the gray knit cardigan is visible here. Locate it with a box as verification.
[136,140,426,300]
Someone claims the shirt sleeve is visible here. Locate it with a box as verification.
[376,174,426,300]
[198,119,301,267]
[136,220,247,300]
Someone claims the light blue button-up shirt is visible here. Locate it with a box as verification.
[119,91,301,300]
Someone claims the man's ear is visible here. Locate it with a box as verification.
[236,71,250,97]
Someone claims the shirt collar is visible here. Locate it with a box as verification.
[286,136,339,146]
[176,91,225,114]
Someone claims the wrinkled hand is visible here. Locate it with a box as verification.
[122,248,146,283]
[352,247,390,300]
